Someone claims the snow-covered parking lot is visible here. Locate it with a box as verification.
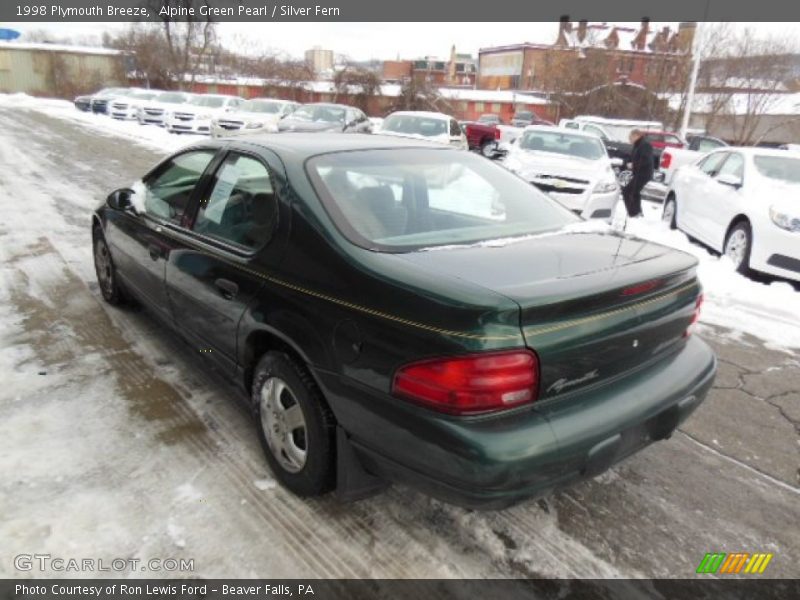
[0,94,798,579]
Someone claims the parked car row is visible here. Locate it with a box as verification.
[75,87,378,138]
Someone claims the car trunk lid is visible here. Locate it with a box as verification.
[398,231,701,400]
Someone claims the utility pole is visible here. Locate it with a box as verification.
[680,0,711,139]
[680,21,702,140]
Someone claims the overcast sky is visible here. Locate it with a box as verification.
[4,21,797,60]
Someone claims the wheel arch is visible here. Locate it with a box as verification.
[724,214,751,244]
[241,326,323,403]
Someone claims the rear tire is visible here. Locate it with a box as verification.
[480,139,496,158]
[93,231,125,305]
[724,221,753,275]
[252,351,336,497]
[662,196,677,230]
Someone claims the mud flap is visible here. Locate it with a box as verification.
[335,426,388,502]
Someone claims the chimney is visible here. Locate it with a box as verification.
[578,20,588,43]
[635,17,650,51]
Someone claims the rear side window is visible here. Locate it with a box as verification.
[135,150,216,222]
[717,153,744,179]
[194,153,277,249]
[449,119,462,137]
[698,152,728,176]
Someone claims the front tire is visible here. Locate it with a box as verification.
[93,231,125,305]
[724,221,753,275]
[252,351,335,497]
[662,195,677,229]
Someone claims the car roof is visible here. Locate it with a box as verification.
[387,111,452,120]
[230,132,451,159]
[302,102,353,109]
[523,125,602,139]
[246,97,295,103]
[721,146,800,158]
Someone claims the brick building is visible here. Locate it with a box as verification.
[478,19,695,93]
[382,46,477,87]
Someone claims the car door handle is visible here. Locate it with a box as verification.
[148,244,162,261]
[214,278,239,300]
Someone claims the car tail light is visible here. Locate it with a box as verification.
[494,128,501,140]
[685,293,704,337]
[392,350,539,415]
[660,152,672,169]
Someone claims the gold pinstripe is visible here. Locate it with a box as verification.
[523,281,698,338]
[176,234,698,342]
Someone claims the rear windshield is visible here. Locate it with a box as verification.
[239,100,283,113]
[290,105,345,123]
[307,149,578,252]
[382,115,447,137]
[518,130,606,160]
[754,155,800,184]
[157,92,189,103]
[190,95,228,108]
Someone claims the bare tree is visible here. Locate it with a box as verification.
[332,59,382,112]
[392,77,452,114]
[693,25,797,144]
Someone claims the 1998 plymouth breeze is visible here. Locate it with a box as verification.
[92,133,716,509]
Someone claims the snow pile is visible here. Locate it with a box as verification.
[0,93,190,153]
[623,201,800,351]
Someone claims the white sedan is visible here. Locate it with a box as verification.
[210,98,300,138]
[665,147,800,282]
[377,111,467,150]
[165,94,244,135]
[502,126,620,219]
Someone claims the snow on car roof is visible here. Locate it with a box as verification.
[387,111,452,120]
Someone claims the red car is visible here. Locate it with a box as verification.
[642,131,685,151]
[463,121,502,156]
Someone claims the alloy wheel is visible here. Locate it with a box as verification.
[259,377,308,473]
[725,229,748,268]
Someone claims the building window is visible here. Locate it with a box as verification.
[491,103,501,112]
[475,102,484,112]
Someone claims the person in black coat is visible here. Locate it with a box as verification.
[622,129,654,218]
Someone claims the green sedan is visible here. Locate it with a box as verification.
[92,133,716,509]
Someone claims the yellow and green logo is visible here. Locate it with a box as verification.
[696,552,773,574]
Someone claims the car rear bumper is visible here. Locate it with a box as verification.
[317,335,716,509]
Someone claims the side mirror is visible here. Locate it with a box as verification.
[107,188,135,211]
[717,173,743,188]
[610,157,623,168]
